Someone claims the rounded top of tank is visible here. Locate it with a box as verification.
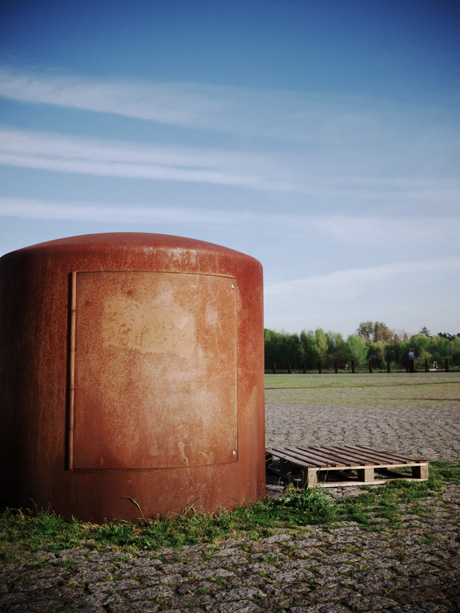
[0,233,262,276]
[5,233,236,255]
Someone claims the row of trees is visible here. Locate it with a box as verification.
[264,322,460,372]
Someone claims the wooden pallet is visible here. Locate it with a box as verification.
[265,444,429,488]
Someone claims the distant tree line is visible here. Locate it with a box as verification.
[264,322,460,372]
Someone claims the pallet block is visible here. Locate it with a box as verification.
[265,444,429,488]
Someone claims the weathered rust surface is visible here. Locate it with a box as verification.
[73,271,238,470]
[0,233,265,522]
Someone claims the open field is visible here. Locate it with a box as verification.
[265,372,460,461]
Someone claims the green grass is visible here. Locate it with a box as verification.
[264,372,460,411]
[1,461,458,559]
[265,372,460,385]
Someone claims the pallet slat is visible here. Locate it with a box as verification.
[342,445,413,464]
[354,444,425,463]
[306,445,375,466]
[334,446,407,466]
[285,446,345,467]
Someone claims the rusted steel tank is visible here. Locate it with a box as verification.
[0,233,265,522]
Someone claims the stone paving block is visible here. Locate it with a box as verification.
[245,562,278,574]
[54,550,89,561]
[342,594,399,610]
[0,591,27,606]
[62,608,107,613]
[293,537,325,548]
[216,587,266,602]
[88,579,140,593]
[445,556,460,570]
[408,574,444,588]
[161,609,206,613]
[15,576,66,592]
[354,577,410,594]
[387,604,451,612]
[72,570,113,582]
[123,585,174,600]
[212,600,262,612]
[262,580,313,599]
[212,546,244,556]
[209,554,248,565]
[190,567,235,580]
[313,563,356,584]
[159,593,214,609]
[108,601,161,612]
[263,533,294,544]
[175,580,216,595]
[293,604,350,612]
[19,567,60,581]
[9,600,64,612]
[307,586,357,603]
[323,552,363,565]
[250,551,284,563]
[70,590,123,607]
[270,567,316,583]
[280,558,318,571]
[117,566,160,578]
[223,575,267,590]
[154,573,189,585]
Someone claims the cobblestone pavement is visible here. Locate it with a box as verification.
[265,373,460,461]
[1,374,460,612]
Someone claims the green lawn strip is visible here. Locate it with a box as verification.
[1,461,458,558]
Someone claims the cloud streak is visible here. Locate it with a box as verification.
[1,63,457,154]
[265,257,460,297]
[0,64,346,142]
[1,126,460,204]
[0,126,277,190]
[2,197,459,255]
[0,197,256,224]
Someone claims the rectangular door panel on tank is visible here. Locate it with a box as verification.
[70,271,238,470]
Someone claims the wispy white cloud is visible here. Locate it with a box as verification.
[1,63,458,157]
[0,64,226,129]
[265,257,460,297]
[0,126,280,190]
[2,197,459,257]
[1,126,460,204]
[0,63,340,141]
[0,197,256,224]
[312,215,460,250]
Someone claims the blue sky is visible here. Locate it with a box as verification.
[1,0,459,337]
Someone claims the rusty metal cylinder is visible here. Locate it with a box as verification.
[0,233,265,522]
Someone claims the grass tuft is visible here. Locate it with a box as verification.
[1,461,458,558]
